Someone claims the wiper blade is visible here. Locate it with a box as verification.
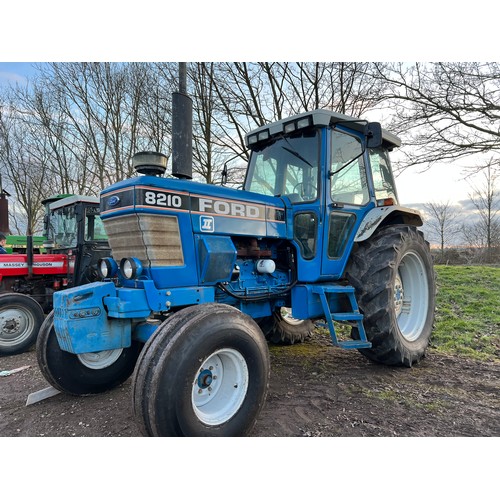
[329,151,364,177]
[281,144,315,169]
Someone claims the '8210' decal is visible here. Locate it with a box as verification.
[139,188,190,210]
[143,190,184,208]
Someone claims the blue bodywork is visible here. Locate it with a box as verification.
[52,116,396,354]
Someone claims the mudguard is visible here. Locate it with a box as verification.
[354,206,423,242]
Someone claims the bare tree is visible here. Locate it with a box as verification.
[281,62,389,117]
[139,62,176,157]
[1,61,397,222]
[0,92,55,233]
[375,62,500,174]
[423,200,461,261]
[35,63,158,189]
[207,62,391,184]
[461,161,500,262]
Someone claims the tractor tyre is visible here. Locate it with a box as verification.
[131,305,228,436]
[257,307,314,345]
[36,310,142,395]
[345,225,435,367]
[133,303,270,437]
[0,292,45,356]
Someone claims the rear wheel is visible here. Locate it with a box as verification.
[133,303,270,437]
[36,311,142,394]
[345,225,435,366]
[0,292,45,355]
[258,307,314,345]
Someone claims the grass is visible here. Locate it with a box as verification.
[431,265,500,361]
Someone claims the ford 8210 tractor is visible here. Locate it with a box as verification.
[37,108,435,437]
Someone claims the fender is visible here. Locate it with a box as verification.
[354,205,423,242]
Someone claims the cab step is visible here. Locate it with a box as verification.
[311,285,371,350]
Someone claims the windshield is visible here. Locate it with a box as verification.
[244,130,319,203]
[48,206,77,247]
[47,204,107,247]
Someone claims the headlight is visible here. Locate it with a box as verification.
[98,258,118,279]
[120,257,143,280]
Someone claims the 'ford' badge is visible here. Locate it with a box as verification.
[108,195,120,207]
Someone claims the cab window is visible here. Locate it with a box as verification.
[330,130,369,206]
[369,148,398,203]
[245,131,319,203]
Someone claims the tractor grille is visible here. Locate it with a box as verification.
[103,214,184,267]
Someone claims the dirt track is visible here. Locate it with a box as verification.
[1,331,498,438]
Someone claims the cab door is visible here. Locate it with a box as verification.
[321,128,373,280]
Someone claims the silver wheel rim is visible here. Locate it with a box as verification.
[0,306,36,347]
[280,307,304,326]
[77,348,123,369]
[395,251,429,341]
[192,348,249,426]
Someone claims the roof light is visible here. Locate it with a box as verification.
[248,134,258,145]
[258,130,270,141]
[284,121,296,134]
[297,116,312,129]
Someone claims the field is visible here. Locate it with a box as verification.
[1,265,498,439]
[431,265,499,360]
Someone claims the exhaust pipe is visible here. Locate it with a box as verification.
[0,175,11,235]
[171,62,193,180]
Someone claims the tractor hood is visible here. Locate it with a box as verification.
[99,176,291,289]
[100,176,289,240]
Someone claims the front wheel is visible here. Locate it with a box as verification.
[345,225,436,367]
[133,303,270,437]
[36,311,142,395]
[0,292,45,355]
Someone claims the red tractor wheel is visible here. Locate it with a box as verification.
[0,292,45,356]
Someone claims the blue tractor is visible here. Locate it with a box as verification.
[37,107,435,437]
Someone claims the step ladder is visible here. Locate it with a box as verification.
[312,285,371,349]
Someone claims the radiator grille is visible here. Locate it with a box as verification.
[103,214,184,267]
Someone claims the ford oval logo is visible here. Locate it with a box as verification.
[108,195,120,207]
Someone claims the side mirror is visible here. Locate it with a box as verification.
[365,122,383,149]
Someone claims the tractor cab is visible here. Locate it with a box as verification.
[243,109,406,282]
[44,195,110,286]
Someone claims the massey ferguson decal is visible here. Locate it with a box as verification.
[0,260,65,269]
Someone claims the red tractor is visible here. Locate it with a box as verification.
[0,195,109,355]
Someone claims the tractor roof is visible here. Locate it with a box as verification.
[49,194,99,210]
[245,109,401,149]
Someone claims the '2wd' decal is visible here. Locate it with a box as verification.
[200,216,214,232]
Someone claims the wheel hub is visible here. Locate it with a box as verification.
[191,348,249,426]
[394,274,404,316]
[197,369,214,389]
[0,308,31,346]
[1,317,21,334]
